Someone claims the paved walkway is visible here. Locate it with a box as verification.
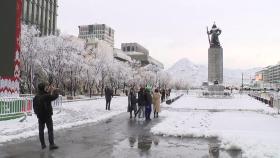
[0,113,241,158]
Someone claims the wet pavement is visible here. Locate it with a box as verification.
[0,113,242,158]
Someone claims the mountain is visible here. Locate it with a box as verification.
[166,58,261,87]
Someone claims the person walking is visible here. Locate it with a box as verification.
[161,89,166,103]
[145,87,153,120]
[153,89,161,118]
[33,82,59,150]
[105,87,113,110]
[135,87,145,118]
[128,88,137,118]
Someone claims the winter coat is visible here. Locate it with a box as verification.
[127,92,137,112]
[153,92,161,112]
[161,90,166,100]
[138,90,145,106]
[33,90,59,120]
[105,88,113,101]
[145,92,152,106]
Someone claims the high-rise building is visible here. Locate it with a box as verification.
[78,24,115,47]
[22,0,58,36]
[256,64,280,84]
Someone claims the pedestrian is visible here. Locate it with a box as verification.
[135,87,145,118]
[128,88,137,118]
[166,88,170,99]
[153,89,161,118]
[125,89,128,96]
[168,89,172,98]
[161,89,166,103]
[144,87,152,120]
[105,87,113,110]
[33,82,59,150]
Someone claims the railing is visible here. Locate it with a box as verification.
[248,91,280,114]
[52,95,63,113]
[0,97,33,120]
[0,95,63,121]
[166,94,184,105]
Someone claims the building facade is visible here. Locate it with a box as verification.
[113,48,131,62]
[78,24,115,47]
[255,64,280,89]
[84,38,130,63]
[22,0,58,36]
[121,43,149,55]
[121,42,164,69]
[256,64,280,84]
[85,37,113,56]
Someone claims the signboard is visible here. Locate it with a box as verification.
[0,0,21,96]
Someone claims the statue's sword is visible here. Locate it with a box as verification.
[207,27,211,45]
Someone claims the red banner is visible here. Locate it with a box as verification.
[0,0,22,96]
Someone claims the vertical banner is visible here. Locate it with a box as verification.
[0,0,22,97]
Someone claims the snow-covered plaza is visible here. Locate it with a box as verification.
[152,93,280,158]
[1,92,280,158]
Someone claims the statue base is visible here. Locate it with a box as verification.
[200,85,231,98]
[208,47,223,84]
[208,84,224,92]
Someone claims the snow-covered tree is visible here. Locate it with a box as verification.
[20,24,170,96]
[20,25,40,93]
[158,71,172,89]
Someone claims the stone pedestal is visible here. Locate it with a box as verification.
[205,85,228,97]
[208,47,223,84]
[208,85,224,92]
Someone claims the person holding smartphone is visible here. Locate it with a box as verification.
[33,82,59,150]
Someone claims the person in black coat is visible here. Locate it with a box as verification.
[33,82,59,150]
[145,88,152,120]
[161,89,166,103]
[135,87,145,118]
[105,87,113,110]
[128,88,137,118]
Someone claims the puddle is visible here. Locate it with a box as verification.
[112,136,242,158]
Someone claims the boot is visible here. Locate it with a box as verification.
[49,144,59,150]
[41,144,46,150]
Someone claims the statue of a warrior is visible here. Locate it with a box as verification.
[207,23,222,48]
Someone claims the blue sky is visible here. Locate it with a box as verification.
[58,0,280,69]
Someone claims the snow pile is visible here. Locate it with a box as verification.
[0,97,127,144]
[151,94,280,158]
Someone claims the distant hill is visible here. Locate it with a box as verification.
[166,58,261,87]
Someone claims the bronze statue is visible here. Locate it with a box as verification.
[207,23,222,48]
